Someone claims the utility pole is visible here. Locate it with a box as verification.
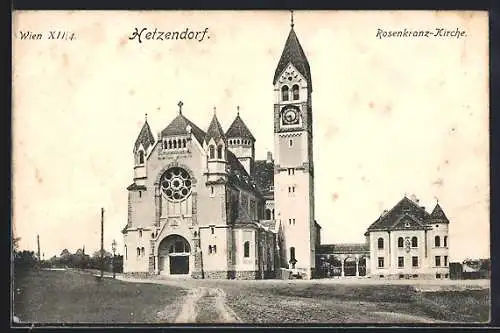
[37,234,41,261]
[100,208,104,279]
[111,239,117,279]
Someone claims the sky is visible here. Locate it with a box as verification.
[12,10,489,261]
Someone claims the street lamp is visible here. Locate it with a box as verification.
[111,239,117,279]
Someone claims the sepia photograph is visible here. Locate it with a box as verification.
[12,10,490,325]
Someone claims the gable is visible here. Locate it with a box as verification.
[391,214,426,230]
[367,196,431,232]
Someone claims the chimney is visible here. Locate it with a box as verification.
[266,151,273,163]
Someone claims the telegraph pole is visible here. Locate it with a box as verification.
[100,208,104,279]
[37,234,41,261]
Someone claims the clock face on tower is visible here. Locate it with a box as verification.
[282,107,300,126]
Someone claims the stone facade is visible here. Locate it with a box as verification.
[121,23,322,280]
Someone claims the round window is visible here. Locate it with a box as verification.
[160,167,192,201]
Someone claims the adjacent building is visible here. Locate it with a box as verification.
[364,195,450,279]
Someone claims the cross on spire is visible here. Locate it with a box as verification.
[213,106,217,115]
[290,10,294,28]
[178,101,183,115]
[145,113,148,121]
[237,105,240,116]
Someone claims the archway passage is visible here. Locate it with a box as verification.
[327,256,342,277]
[344,257,357,276]
[158,234,191,275]
[358,256,367,276]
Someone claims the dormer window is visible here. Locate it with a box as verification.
[281,85,289,101]
[209,145,215,159]
[292,84,299,100]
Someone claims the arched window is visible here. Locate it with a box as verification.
[265,209,272,220]
[138,150,145,164]
[444,236,448,247]
[398,237,404,248]
[377,238,384,249]
[182,139,186,148]
[435,236,441,247]
[244,241,250,258]
[237,139,240,144]
[139,229,142,238]
[177,139,181,148]
[124,245,127,260]
[141,247,145,256]
[173,140,177,149]
[217,145,223,159]
[136,247,140,257]
[292,84,299,100]
[272,209,275,219]
[209,145,215,159]
[281,85,289,101]
[412,236,418,247]
[290,247,296,260]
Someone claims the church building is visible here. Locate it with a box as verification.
[122,17,321,279]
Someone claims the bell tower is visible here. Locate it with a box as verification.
[273,12,316,278]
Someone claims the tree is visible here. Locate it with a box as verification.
[12,236,21,252]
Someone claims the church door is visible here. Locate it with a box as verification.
[170,256,189,274]
[158,234,191,276]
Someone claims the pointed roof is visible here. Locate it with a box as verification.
[366,196,432,232]
[134,120,155,152]
[161,113,206,145]
[226,113,255,141]
[204,113,226,144]
[430,203,450,223]
[273,27,312,89]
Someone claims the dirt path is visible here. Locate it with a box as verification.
[173,286,241,323]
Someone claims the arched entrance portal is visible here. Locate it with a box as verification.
[328,256,342,277]
[344,257,357,276]
[158,235,191,275]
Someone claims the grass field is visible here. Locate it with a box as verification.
[221,281,490,323]
[13,269,490,324]
[13,269,186,323]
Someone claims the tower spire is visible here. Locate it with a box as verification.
[290,10,294,28]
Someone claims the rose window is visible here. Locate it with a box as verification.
[160,167,192,201]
